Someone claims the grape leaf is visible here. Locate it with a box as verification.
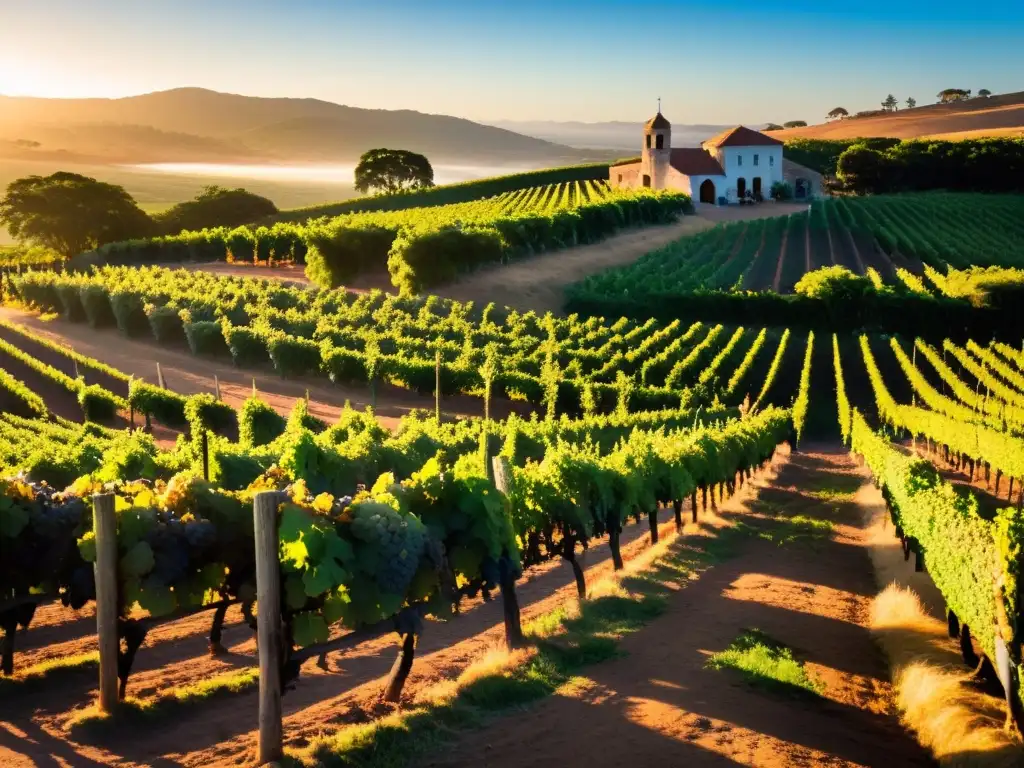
[121,541,155,577]
[302,560,347,597]
[0,497,28,538]
[138,583,177,616]
[292,611,329,647]
[77,531,97,563]
[118,506,157,548]
[323,588,350,625]
[284,574,308,610]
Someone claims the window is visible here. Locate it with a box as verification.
[655,134,664,149]
[753,154,759,166]
[770,155,775,167]
[646,135,651,149]
[737,154,743,167]
[617,174,623,183]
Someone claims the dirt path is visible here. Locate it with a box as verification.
[434,446,933,768]
[433,217,715,313]
[2,459,773,768]
[771,224,790,292]
[187,204,810,316]
[0,307,531,431]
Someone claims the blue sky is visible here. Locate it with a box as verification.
[2,0,1022,124]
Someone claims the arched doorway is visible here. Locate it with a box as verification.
[642,174,651,188]
[795,178,809,199]
[699,179,716,204]
[736,177,746,199]
[752,177,762,198]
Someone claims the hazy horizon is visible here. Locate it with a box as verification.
[4,0,1022,126]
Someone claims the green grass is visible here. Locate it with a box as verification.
[706,628,824,696]
[0,651,99,695]
[66,666,259,738]
[752,515,834,547]
[292,538,726,768]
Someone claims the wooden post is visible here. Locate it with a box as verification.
[201,430,210,482]
[690,491,698,524]
[156,362,166,389]
[254,491,283,765]
[435,349,441,423]
[93,493,119,713]
[672,499,683,532]
[74,360,81,380]
[491,456,524,649]
[214,375,222,401]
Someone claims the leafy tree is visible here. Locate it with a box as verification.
[763,123,784,131]
[354,149,435,195]
[836,144,893,194]
[978,88,992,98]
[905,97,916,109]
[0,172,152,258]
[937,88,970,103]
[155,186,278,234]
[882,94,898,112]
[783,120,808,128]
[827,107,849,120]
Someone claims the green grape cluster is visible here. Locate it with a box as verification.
[349,501,426,596]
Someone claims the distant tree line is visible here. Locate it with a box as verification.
[0,174,280,259]
[0,148,436,259]
[784,136,1024,195]
[836,138,1024,194]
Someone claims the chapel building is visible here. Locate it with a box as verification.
[609,112,799,204]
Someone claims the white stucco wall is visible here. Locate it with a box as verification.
[713,145,784,201]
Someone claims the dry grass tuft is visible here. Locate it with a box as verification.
[870,584,1023,767]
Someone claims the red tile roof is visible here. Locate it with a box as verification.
[702,125,783,149]
[669,148,724,176]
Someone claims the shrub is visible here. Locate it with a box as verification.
[146,304,186,346]
[128,379,188,429]
[78,383,121,423]
[226,227,256,263]
[79,285,116,328]
[304,225,398,289]
[209,441,272,490]
[11,272,61,312]
[239,396,286,447]
[183,318,229,357]
[321,343,368,386]
[388,226,505,296]
[265,332,320,378]
[184,393,238,437]
[794,266,874,302]
[770,181,793,201]
[55,282,87,322]
[223,324,269,367]
[286,398,328,433]
[109,290,149,337]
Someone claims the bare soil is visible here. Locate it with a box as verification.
[434,446,934,768]
[772,91,1024,142]
[0,456,770,768]
[0,445,940,768]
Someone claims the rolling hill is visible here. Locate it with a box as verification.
[0,88,608,165]
[772,91,1024,141]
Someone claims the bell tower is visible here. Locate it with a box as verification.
[641,99,671,190]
